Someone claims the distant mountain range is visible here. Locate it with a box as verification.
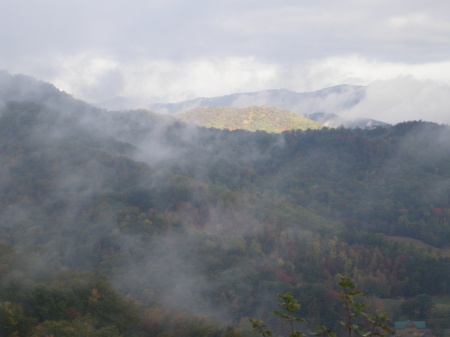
[149,85,364,115]
[176,106,325,132]
[96,85,390,128]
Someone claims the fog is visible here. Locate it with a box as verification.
[343,76,450,124]
[0,72,282,322]
[1,71,450,334]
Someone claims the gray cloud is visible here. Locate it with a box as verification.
[3,1,449,61]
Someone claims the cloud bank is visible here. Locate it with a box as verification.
[345,77,450,124]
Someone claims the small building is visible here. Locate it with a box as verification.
[392,320,433,337]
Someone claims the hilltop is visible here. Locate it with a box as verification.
[176,105,324,132]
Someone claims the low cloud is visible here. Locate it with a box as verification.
[30,53,279,104]
[35,54,450,104]
[343,76,450,124]
[5,51,450,127]
[122,56,280,103]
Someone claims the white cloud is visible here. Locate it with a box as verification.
[290,56,450,91]
[42,54,279,103]
[125,57,279,102]
[344,76,450,124]
[40,52,123,102]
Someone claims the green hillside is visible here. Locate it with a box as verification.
[176,105,324,132]
[0,73,449,337]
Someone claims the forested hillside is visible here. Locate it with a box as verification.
[176,106,324,132]
[0,73,449,337]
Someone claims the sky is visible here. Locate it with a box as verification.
[2,0,450,123]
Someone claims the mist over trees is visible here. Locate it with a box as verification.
[0,72,449,337]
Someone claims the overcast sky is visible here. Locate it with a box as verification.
[2,0,450,122]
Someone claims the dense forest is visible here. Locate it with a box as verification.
[0,72,449,336]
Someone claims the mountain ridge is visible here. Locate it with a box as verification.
[96,84,390,128]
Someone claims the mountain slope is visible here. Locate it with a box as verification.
[176,105,325,132]
[0,72,449,336]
